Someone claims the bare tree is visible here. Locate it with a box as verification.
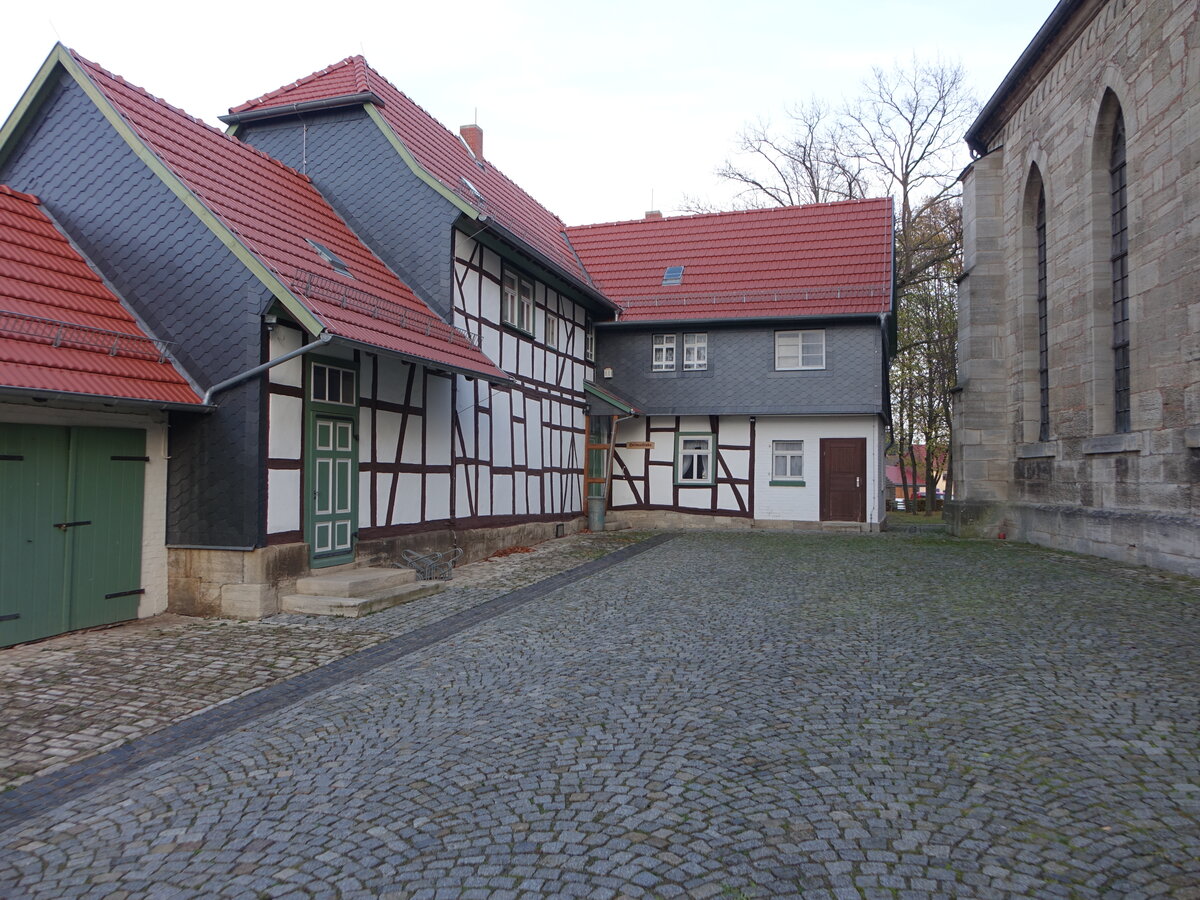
[889,198,960,512]
[843,60,975,296]
[680,100,870,214]
[700,58,976,513]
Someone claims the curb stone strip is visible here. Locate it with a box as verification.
[0,533,676,832]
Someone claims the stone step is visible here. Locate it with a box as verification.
[280,580,443,618]
[821,522,867,533]
[294,566,415,598]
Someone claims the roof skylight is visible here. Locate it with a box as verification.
[307,239,353,278]
[662,265,685,286]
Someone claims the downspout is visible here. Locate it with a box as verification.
[203,331,333,405]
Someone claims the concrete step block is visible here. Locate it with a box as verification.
[294,566,415,598]
[280,580,443,618]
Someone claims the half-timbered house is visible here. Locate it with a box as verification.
[221,57,618,538]
[0,47,512,628]
[1,46,897,641]
[567,202,895,529]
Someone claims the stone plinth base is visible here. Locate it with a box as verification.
[606,510,878,533]
[948,500,1200,577]
[168,543,310,619]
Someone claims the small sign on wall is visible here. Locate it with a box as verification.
[624,441,655,449]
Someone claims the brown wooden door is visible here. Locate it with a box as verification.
[820,438,866,522]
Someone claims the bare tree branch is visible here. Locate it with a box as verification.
[706,57,977,507]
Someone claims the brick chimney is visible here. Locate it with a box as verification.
[644,210,663,220]
[460,124,483,161]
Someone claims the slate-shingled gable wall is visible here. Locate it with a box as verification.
[0,72,268,548]
[596,322,884,416]
[237,109,460,322]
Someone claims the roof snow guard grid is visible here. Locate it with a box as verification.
[567,199,895,322]
[613,286,891,320]
[0,310,171,361]
[0,184,201,405]
[229,56,591,287]
[288,269,480,348]
[66,50,507,383]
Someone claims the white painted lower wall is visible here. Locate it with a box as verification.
[752,415,884,524]
[611,413,885,523]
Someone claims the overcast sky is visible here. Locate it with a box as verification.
[2,0,1058,226]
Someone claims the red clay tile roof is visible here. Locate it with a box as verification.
[231,57,590,287]
[566,200,894,323]
[69,52,506,382]
[0,185,202,405]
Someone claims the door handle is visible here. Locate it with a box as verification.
[856,477,861,488]
[53,520,92,531]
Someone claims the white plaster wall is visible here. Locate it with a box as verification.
[374,410,402,465]
[1,404,170,619]
[268,328,304,387]
[395,472,423,523]
[424,376,452,466]
[267,469,301,534]
[267,394,302,460]
[426,472,450,520]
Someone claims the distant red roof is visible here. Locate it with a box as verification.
[566,200,894,322]
[70,51,506,382]
[0,185,202,405]
[231,56,590,289]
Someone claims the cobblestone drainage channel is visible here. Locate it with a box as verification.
[0,533,676,832]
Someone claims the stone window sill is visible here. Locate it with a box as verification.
[1017,441,1058,459]
[1082,432,1143,455]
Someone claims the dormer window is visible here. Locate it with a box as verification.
[307,239,353,279]
[662,265,685,286]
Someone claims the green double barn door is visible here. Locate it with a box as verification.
[1,424,146,648]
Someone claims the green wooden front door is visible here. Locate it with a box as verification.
[307,415,356,566]
[1,424,145,647]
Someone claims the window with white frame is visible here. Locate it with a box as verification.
[676,434,715,485]
[775,330,825,370]
[585,321,595,362]
[771,440,804,482]
[652,334,676,371]
[502,269,535,334]
[310,362,356,405]
[545,312,559,349]
[683,333,707,371]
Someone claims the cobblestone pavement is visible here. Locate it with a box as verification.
[0,531,646,789]
[2,531,1199,898]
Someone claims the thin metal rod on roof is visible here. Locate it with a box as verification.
[286,269,485,349]
[0,310,172,362]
